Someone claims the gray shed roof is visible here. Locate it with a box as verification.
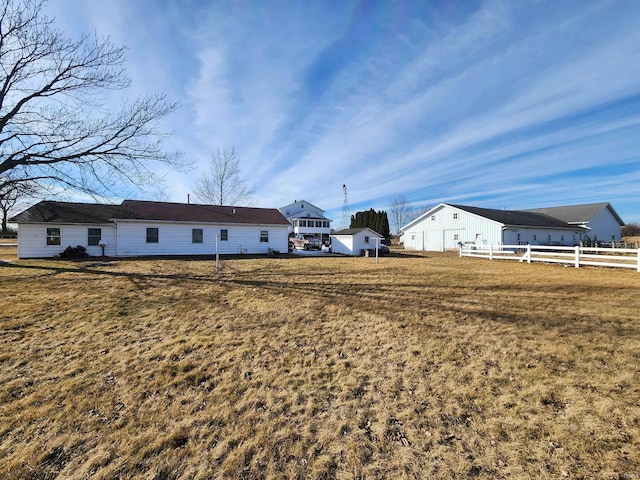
[525,202,625,226]
[332,227,383,236]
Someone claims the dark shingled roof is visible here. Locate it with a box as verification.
[9,201,130,224]
[11,200,291,226]
[449,204,577,229]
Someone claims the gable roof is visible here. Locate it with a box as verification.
[449,204,577,229]
[525,202,625,226]
[10,201,129,224]
[11,200,291,226]
[332,227,383,237]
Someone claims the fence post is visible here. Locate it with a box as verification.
[575,246,580,268]
[637,249,640,273]
[527,244,531,263]
[489,244,493,260]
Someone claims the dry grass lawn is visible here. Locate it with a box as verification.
[1,249,639,479]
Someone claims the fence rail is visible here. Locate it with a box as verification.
[460,244,640,272]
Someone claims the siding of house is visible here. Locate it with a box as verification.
[17,224,117,259]
[114,221,289,256]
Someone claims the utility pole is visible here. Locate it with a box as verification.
[341,184,350,230]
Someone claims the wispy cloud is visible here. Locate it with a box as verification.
[44,0,640,223]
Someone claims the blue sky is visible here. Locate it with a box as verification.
[45,0,640,224]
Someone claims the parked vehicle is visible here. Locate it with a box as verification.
[291,234,322,250]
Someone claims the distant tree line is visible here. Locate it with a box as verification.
[350,209,390,239]
[622,223,640,237]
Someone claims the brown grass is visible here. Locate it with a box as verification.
[1,250,639,479]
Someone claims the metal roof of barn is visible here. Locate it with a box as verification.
[449,204,579,229]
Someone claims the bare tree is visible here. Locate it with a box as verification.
[0,0,183,199]
[389,195,416,235]
[622,223,640,237]
[193,148,255,205]
[0,175,41,234]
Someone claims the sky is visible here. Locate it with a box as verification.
[44,0,640,226]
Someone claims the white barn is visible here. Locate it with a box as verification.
[278,200,332,245]
[11,200,291,259]
[400,203,624,252]
[331,227,383,256]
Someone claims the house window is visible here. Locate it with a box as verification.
[220,229,228,241]
[453,213,458,219]
[46,227,61,245]
[260,230,269,242]
[88,228,101,246]
[192,228,203,244]
[146,227,159,243]
[316,221,322,228]
[300,220,306,227]
[364,236,369,244]
[431,215,436,221]
[323,221,329,228]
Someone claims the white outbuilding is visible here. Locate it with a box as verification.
[400,203,620,252]
[331,227,383,256]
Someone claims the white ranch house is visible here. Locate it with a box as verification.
[11,200,290,259]
[331,227,383,256]
[401,202,624,252]
[279,200,332,245]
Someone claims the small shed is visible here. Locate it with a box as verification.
[331,227,383,256]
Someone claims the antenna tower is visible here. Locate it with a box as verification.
[341,184,350,229]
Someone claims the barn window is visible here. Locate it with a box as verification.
[453,213,458,219]
[533,234,537,241]
[192,228,203,244]
[547,234,552,243]
[561,235,564,242]
[88,228,101,246]
[46,227,61,245]
[260,230,269,242]
[453,234,459,240]
[431,215,436,221]
[411,234,415,240]
[220,229,228,241]
[146,227,159,243]
[364,236,370,244]
[517,233,521,242]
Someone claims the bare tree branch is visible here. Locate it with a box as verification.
[193,148,255,206]
[0,0,184,199]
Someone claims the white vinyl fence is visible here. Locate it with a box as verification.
[460,244,640,272]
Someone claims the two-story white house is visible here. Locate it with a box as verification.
[278,200,333,245]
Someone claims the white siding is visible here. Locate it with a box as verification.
[588,208,622,242]
[503,227,584,246]
[331,235,354,255]
[332,229,382,255]
[114,221,289,256]
[402,205,502,251]
[17,224,117,258]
